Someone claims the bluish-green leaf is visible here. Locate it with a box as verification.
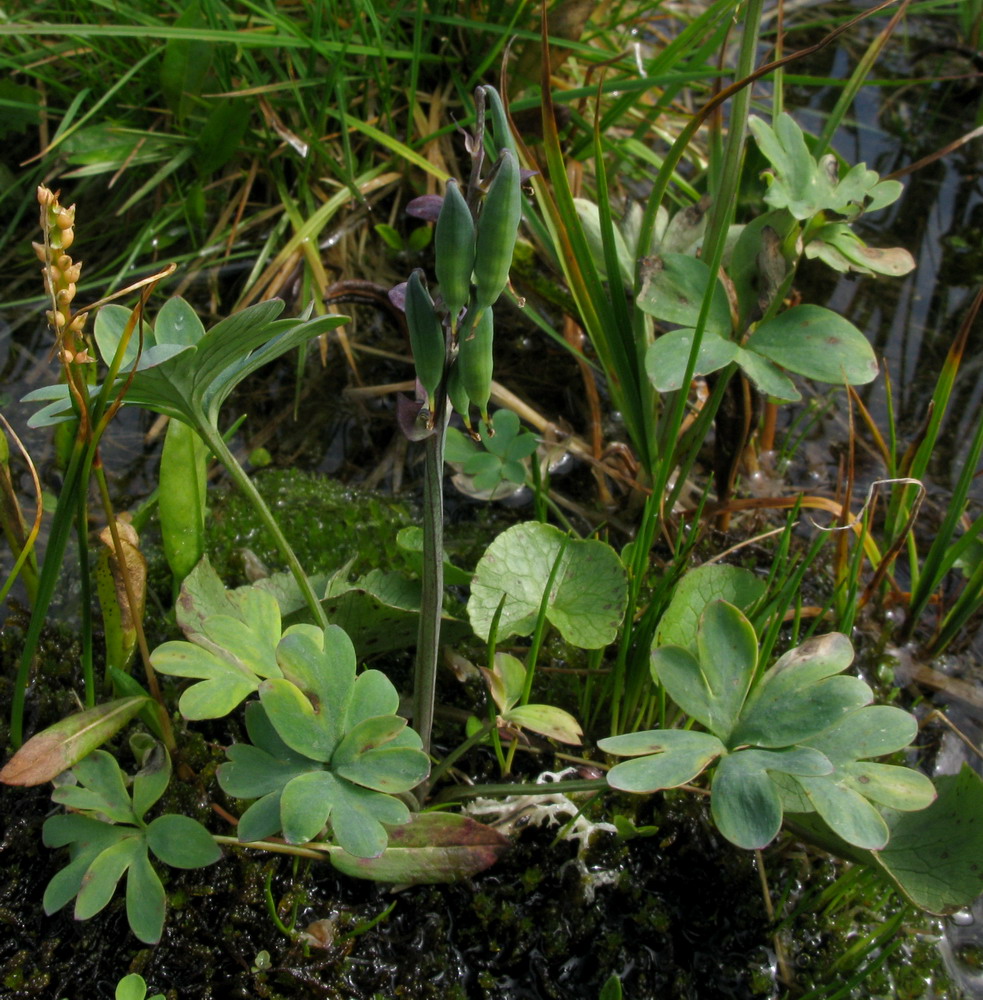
[711,752,783,849]
[52,750,136,825]
[152,586,284,719]
[600,727,724,759]
[749,113,830,220]
[636,253,731,335]
[645,327,738,392]
[746,306,878,386]
[280,770,337,845]
[331,716,407,767]
[274,625,357,754]
[734,346,799,402]
[732,675,872,749]
[840,762,936,812]
[804,704,918,765]
[131,742,171,823]
[695,601,757,740]
[259,677,336,762]
[795,775,890,849]
[325,780,410,859]
[603,731,724,793]
[335,744,430,794]
[737,746,833,777]
[236,791,284,843]
[346,669,401,727]
[42,816,130,914]
[218,741,316,799]
[651,645,713,730]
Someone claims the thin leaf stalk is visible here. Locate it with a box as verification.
[519,538,568,707]
[196,422,328,631]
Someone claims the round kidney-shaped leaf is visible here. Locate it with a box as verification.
[468,522,627,648]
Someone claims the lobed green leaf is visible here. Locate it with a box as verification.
[52,750,136,825]
[711,752,783,849]
[74,834,144,921]
[695,601,757,741]
[731,674,872,749]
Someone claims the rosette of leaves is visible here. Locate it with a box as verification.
[42,743,220,944]
[599,601,935,851]
[217,624,430,858]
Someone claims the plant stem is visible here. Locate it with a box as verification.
[428,716,495,789]
[11,436,87,746]
[414,410,447,759]
[198,422,328,630]
[431,777,607,806]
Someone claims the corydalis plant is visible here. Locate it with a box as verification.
[42,742,220,944]
[599,602,935,851]
[151,585,430,858]
[215,624,430,859]
[24,295,348,627]
[578,113,915,403]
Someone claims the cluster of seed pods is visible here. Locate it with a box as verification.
[404,85,522,432]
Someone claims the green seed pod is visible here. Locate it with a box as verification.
[446,358,472,429]
[434,179,475,329]
[459,307,494,425]
[405,269,446,412]
[473,149,521,311]
[159,418,207,593]
[480,85,519,160]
